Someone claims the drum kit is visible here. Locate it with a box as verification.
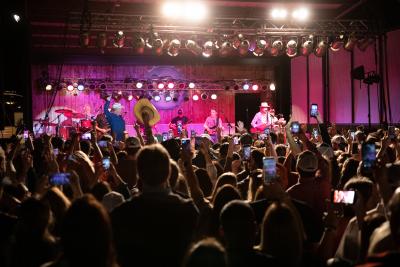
[34,108,92,140]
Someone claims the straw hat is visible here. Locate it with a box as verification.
[134,98,160,126]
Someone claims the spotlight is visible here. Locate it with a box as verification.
[270,39,283,56]
[165,93,172,102]
[253,38,268,56]
[113,30,125,48]
[67,84,74,92]
[146,32,164,55]
[184,2,207,21]
[136,82,143,89]
[357,37,374,52]
[77,84,85,91]
[292,8,309,21]
[132,35,145,54]
[154,95,161,102]
[100,83,106,90]
[192,94,199,101]
[234,85,240,90]
[243,84,249,90]
[167,82,175,89]
[211,93,217,100]
[252,84,259,91]
[183,92,190,101]
[158,82,165,89]
[172,92,179,102]
[147,84,154,90]
[270,83,276,91]
[45,84,52,91]
[97,33,107,49]
[271,8,287,19]
[80,32,90,47]
[330,35,344,52]
[186,40,202,55]
[128,94,134,101]
[12,14,21,23]
[118,90,123,95]
[237,39,250,56]
[202,41,214,58]
[201,93,208,100]
[167,39,181,57]
[162,2,179,18]
[219,41,234,57]
[315,40,328,57]
[301,37,313,56]
[178,83,186,89]
[188,82,195,89]
[286,39,298,57]
[89,84,96,90]
[344,35,357,51]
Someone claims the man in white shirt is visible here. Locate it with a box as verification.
[251,102,276,133]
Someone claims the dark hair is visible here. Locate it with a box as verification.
[338,158,360,189]
[136,144,171,186]
[211,172,237,201]
[183,238,227,267]
[219,143,229,158]
[251,149,264,169]
[18,198,51,238]
[344,176,374,203]
[161,139,181,162]
[195,168,213,197]
[90,181,112,202]
[212,185,242,215]
[80,140,91,155]
[239,134,253,146]
[275,144,287,157]
[169,159,180,189]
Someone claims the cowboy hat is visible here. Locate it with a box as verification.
[260,102,270,108]
[134,98,160,126]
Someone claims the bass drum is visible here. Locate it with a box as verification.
[80,119,92,132]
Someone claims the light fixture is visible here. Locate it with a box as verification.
[344,35,357,51]
[146,32,164,55]
[211,93,217,100]
[73,82,78,88]
[117,90,123,95]
[330,35,344,52]
[286,39,298,57]
[12,14,21,23]
[292,8,309,21]
[165,92,172,102]
[167,39,181,56]
[234,85,240,90]
[184,2,207,21]
[252,84,259,91]
[186,40,202,55]
[172,92,179,102]
[357,37,374,52]
[243,84,249,90]
[162,2,180,18]
[136,82,143,89]
[219,41,234,57]
[237,39,250,56]
[301,36,313,56]
[270,83,276,91]
[225,85,231,91]
[270,39,283,56]
[192,94,199,101]
[253,38,268,56]
[77,84,85,91]
[132,35,145,54]
[113,30,125,48]
[45,84,52,91]
[188,82,195,89]
[67,84,74,91]
[271,8,287,20]
[202,40,214,58]
[97,33,107,49]
[80,32,90,47]
[315,39,328,57]
[158,82,165,89]
[201,92,208,100]
[128,94,134,101]
[154,95,161,102]
[100,83,106,90]
[183,91,190,101]
[167,81,175,89]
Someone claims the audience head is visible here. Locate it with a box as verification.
[195,168,213,197]
[249,149,264,170]
[90,181,112,202]
[296,150,318,178]
[169,159,180,189]
[17,197,51,238]
[212,185,241,216]
[125,137,141,156]
[389,188,400,247]
[183,238,227,267]
[344,176,374,206]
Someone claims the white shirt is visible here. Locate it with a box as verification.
[251,112,277,128]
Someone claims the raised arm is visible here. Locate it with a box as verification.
[104,97,112,117]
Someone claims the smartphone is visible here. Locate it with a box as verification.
[388,126,396,140]
[191,130,196,138]
[233,136,239,145]
[362,143,376,170]
[352,142,359,154]
[312,128,319,138]
[177,123,182,134]
[102,157,111,170]
[168,130,174,139]
[263,157,277,183]
[49,173,71,186]
[68,154,75,161]
[243,145,251,161]
[81,132,91,140]
[264,128,270,135]
[98,140,108,148]
[23,130,29,140]
[310,104,318,117]
[258,134,266,140]
[181,138,191,152]
[53,148,59,156]
[332,190,355,204]
[162,132,168,142]
[291,121,300,134]
[350,131,355,140]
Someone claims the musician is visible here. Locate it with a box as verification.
[251,102,276,132]
[104,97,126,141]
[169,109,190,136]
[204,109,223,142]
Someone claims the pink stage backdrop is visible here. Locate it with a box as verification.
[387,30,400,123]
[291,56,308,123]
[31,64,273,135]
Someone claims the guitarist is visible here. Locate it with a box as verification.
[204,109,223,142]
[251,102,275,133]
[169,109,190,137]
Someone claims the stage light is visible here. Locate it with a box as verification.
[262,85,268,90]
[301,37,313,56]
[271,8,287,19]
[286,39,298,57]
[184,2,207,21]
[136,82,143,89]
[167,82,175,89]
[154,95,161,102]
[252,84,259,91]
[158,83,165,89]
[147,84,154,90]
[219,41,234,57]
[243,84,249,90]
[100,83,106,90]
[132,35,145,54]
[253,38,268,57]
[72,82,78,88]
[165,92,172,102]
[202,41,214,58]
[237,39,250,56]
[292,8,309,21]
[89,84,96,90]
[183,92,190,101]
[77,84,85,91]
[192,94,199,101]
[270,40,283,56]
[128,94,134,101]
[167,39,181,56]
[186,40,202,55]
[344,35,357,51]
[315,40,328,57]
[162,2,180,18]
[146,32,164,55]
[179,83,186,89]
[201,93,208,100]
[118,90,123,95]
[97,33,107,49]
[113,30,125,48]
[12,14,21,23]
[45,84,52,91]
[234,85,240,90]
[172,92,179,102]
[330,35,344,52]
[357,37,374,52]
[270,83,276,91]
[80,32,90,47]
[188,82,195,89]
[67,84,74,91]
[211,93,217,100]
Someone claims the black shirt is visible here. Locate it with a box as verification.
[171,116,189,126]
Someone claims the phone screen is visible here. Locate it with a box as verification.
[191,130,196,138]
[312,128,319,138]
[53,148,59,156]
[233,136,239,145]
[81,132,91,140]
[264,128,270,135]
[50,173,71,186]
[263,157,276,183]
[362,143,376,170]
[98,140,107,148]
[350,131,355,140]
[310,104,318,117]
[389,126,396,140]
[23,130,29,140]
[332,190,355,204]
[168,131,174,139]
[291,122,300,134]
[243,146,251,161]
[181,138,191,152]
[102,157,110,170]
[162,133,168,142]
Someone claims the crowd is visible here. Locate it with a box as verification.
[0,111,400,267]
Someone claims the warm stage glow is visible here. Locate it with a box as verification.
[271,8,287,19]
[270,83,276,91]
[162,2,207,21]
[292,8,309,21]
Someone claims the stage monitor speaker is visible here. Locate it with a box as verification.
[351,65,365,80]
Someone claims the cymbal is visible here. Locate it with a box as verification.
[70,112,85,119]
[33,120,57,126]
[55,108,73,115]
